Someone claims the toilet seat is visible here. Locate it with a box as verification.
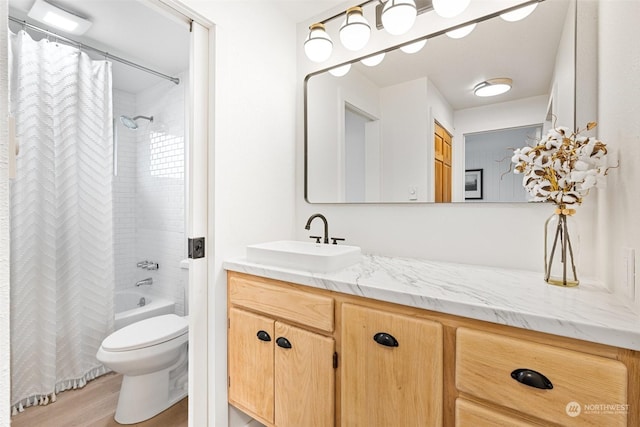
[102,314,188,352]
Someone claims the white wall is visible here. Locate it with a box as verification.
[595,0,640,303]
[113,91,138,292]
[306,68,380,202]
[175,2,297,426]
[550,0,576,128]
[380,78,429,201]
[135,76,188,315]
[453,95,548,201]
[113,74,188,316]
[344,108,367,202]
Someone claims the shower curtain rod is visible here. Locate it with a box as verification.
[8,16,181,85]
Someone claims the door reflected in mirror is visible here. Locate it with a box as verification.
[305,0,576,204]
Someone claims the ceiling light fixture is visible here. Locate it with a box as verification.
[473,78,513,97]
[340,7,371,51]
[361,52,386,67]
[329,63,352,77]
[432,0,470,18]
[381,0,417,36]
[27,0,92,35]
[304,23,333,63]
[400,39,427,54]
[500,3,538,22]
[445,23,476,39]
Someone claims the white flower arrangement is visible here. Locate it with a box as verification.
[511,122,609,205]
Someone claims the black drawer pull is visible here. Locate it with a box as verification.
[256,330,271,342]
[511,368,553,390]
[276,337,292,349]
[373,332,399,347]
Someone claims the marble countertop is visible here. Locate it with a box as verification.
[223,254,640,351]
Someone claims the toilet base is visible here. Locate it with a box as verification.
[114,346,188,424]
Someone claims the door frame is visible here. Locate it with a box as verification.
[143,2,214,426]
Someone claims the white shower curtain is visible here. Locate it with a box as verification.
[8,30,115,413]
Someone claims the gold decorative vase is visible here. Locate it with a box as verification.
[544,205,579,287]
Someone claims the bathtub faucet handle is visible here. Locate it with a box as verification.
[145,263,159,270]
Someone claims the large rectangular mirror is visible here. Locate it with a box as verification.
[305,0,576,203]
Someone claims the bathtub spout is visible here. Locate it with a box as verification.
[135,277,153,287]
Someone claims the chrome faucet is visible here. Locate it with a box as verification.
[305,213,329,244]
[135,277,153,287]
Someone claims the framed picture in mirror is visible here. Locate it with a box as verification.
[465,169,483,200]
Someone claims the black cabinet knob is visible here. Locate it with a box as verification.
[256,330,271,342]
[276,337,292,349]
[373,332,399,347]
[511,368,553,389]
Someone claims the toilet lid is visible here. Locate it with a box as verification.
[102,314,188,352]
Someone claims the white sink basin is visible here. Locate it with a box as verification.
[246,240,361,273]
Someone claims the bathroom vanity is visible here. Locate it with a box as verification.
[224,255,640,427]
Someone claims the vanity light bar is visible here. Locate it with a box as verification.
[305,0,432,62]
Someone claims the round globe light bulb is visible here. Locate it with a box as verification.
[361,52,386,67]
[500,3,538,22]
[432,0,470,18]
[304,23,332,63]
[329,63,352,77]
[381,0,417,36]
[400,39,427,54]
[446,23,476,39]
[340,7,370,51]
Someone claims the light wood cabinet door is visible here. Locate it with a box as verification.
[228,308,275,424]
[275,322,335,427]
[341,304,443,427]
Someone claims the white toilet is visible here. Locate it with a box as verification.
[96,314,189,424]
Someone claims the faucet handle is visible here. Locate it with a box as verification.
[309,236,322,244]
[330,237,345,245]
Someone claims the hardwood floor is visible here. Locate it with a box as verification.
[11,373,188,427]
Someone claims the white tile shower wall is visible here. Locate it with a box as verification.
[135,74,187,315]
[113,90,138,291]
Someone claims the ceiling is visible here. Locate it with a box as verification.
[8,0,191,93]
[6,0,345,93]
[6,0,569,111]
[342,0,570,111]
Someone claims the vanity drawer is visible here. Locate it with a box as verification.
[228,274,334,332]
[456,327,628,427]
[455,398,541,427]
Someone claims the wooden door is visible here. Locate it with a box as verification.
[228,308,275,424]
[341,304,443,426]
[275,322,335,427]
[434,123,452,203]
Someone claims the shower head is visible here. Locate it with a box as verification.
[120,115,153,130]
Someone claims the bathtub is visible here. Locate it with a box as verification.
[114,290,175,330]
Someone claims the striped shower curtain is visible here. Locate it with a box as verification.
[8,29,115,414]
